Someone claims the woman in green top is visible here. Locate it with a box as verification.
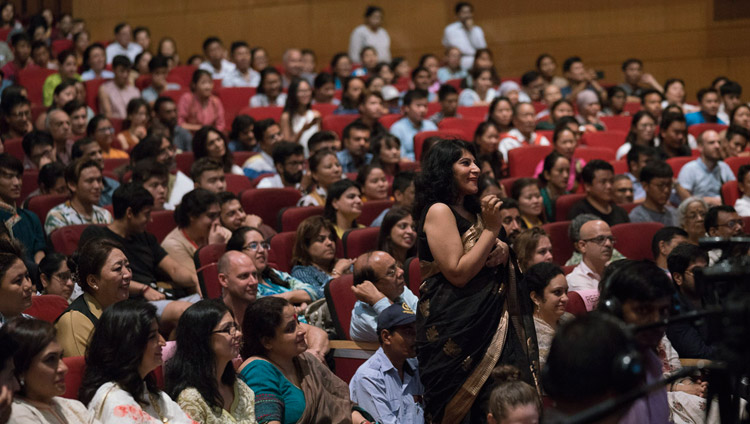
[239,297,372,424]
[539,151,571,221]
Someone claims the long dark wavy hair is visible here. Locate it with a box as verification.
[377,206,417,261]
[165,299,236,412]
[79,300,159,406]
[240,296,290,359]
[226,226,289,288]
[192,125,235,173]
[414,138,481,221]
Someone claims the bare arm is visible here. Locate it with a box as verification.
[159,255,201,294]
[423,200,501,287]
[98,86,112,118]
[272,289,312,304]
[279,111,294,141]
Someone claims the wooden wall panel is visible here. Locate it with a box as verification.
[73,0,750,102]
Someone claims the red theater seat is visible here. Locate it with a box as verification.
[194,243,226,299]
[404,256,421,296]
[325,274,356,340]
[574,146,616,162]
[240,188,302,230]
[237,106,283,122]
[620,202,638,214]
[84,79,109,113]
[103,157,128,172]
[217,87,257,124]
[623,102,642,115]
[27,194,68,225]
[721,180,741,206]
[50,224,93,256]
[4,138,23,161]
[359,199,393,226]
[233,151,257,167]
[225,173,253,195]
[342,227,380,258]
[555,194,586,222]
[666,156,694,176]
[167,65,197,87]
[508,146,554,178]
[379,114,402,129]
[268,231,296,273]
[438,117,482,141]
[609,159,628,175]
[542,221,574,266]
[17,67,57,105]
[175,152,194,175]
[24,294,69,323]
[414,130,462,161]
[582,131,627,151]
[456,106,489,120]
[565,291,589,317]
[162,89,190,105]
[688,123,727,140]
[21,170,39,203]
[725,156,750,177]
[600,116,632,133]
[277,205,324,233]
[146,210,176,243]
[610,222,664,260]
[321,114,358,139]
[312,103,338,118]
[62,356,86,399]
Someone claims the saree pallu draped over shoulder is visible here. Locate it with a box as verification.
[416,214,540,424]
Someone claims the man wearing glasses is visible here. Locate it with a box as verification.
[705,205,745,265]
[567,214,615,292]
[350,251,418,343]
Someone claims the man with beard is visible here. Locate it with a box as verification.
[677,130,735,206]
[152,96,192,152]
[499,198,523,246]
[256,141,305,189]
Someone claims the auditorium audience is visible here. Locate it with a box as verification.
[458,67,497,107]
[568,159,630,225]
[298,148,342,207]
[676,129,734,206]
[487,96,514,133]
[178,69,226,132]
[1,33,33,84]
[256,141,305,189]
[566,214,614,291]
[115,98,149,150]
[349,302,423,423]
[560,56,607,103]
[349,6,391,65]
[98,55,140,120]
[498,198,523,245]
[0,154,45,263]
[515,227,553,273]
[536,53,568,89]
[651,226,688,273]
[630,161,678,225]
[721,125,749,159]
[80,43,112,81]
[22,130,56,171]
[42,50,81,107]
[153,96,193,152]
[677,196,709,245]
[497,81,521,105]
[336,76,365,114]
[44,159,112,235]
[575,89,605,131]
[165,299,257,423]
[291,216,353,297]
[526,262,571,370]
[603,86,627,116]
[337,121,373,173]
[640,89,664,124]
[1,94,32,140]
[685,88,725,126]
[38,252,75,301]
[510,178,545,228]
[26,162,67,201]
[429,84,460,125]
[499,102,551,161]
[443,2,486,70]
[370,171,415,227]
[369,133,401,177]
[241,118,281,179]
[63,99,88,139]
[55,238,130,357]
[324,179,364,238]
[356,163,388,202]
[280,79,321,155]
[612,174,634,205]
[0,239,33,324]
[536,119,584,191]
[199,36,235,81]
[45,108,74,165]
[376,207,416,266]
[193,125,242,175]
[390,89,437,161]
[616,110,657,160]
[354,90,387,139]
[6,318,95,422]
[104,22,142,63]
[81,300,195,423]
[535,98,574,131]
[239,297,373,423]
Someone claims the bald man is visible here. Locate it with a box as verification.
[282,48,303,88]
[218,251,329,361]
[566,219,614,292]
[46,109,73,165]
[350,251,419,343]
[676,129,736,206]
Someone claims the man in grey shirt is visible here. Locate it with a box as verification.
[629,161,678,226]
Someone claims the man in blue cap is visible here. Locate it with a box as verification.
[349,302,424,424]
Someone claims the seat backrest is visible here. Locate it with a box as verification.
[599,116,632,133]
[233,151,257,167]
[237,106,283,122]
[321,114,358,139]
[268,231,296,273]
[610,222,664,260]
[24,294,69,323]
[311,103,338,119]
[26,193,69,226]
[277,205,324,233]
[50,224,94,256]
[194,243,227,299]
[359,199,393,226]
[225,173,253,195]
[456,105,489,119]
[21,170,39,203]
[403,256,421,296]
[574,146,616,162]
[581,130,627,151]
[725,156,750,177]
[84,79,109,113]
[5,138,23,161]
[437,117,482,141]
[666,156,694,178]
[498,177,519,197]
[167,65,197,87]
[103,157,129,172]
[240,188,302,230]
[162,89,189,105]
[342,227,380,258]
[175,152,195,175]
[687,123,728,139]
[619,202,638,214]
[609,159,628,175]
[379,113,403,129]
[623,102,642,115]
[146,210,176,244]
[62,356,86,399]
[17,67,57,105]
[217,87,257,124]
[413,130,463,161]
[324,274,356,340]
[542,221,574,266]
[721,180,741,206]
[554,193,586,222]
[565,291,588,317]
[508,145,554,177]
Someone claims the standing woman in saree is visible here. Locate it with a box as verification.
[415,138,539,423]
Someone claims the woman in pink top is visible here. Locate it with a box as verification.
[177,69,226,132]
[533,119,585,192]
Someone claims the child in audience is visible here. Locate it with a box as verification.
[390,89,438,161]
[178,69,226,131]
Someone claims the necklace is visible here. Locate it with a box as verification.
[148,392,169,423]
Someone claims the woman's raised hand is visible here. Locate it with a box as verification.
[208,221,231,244]
[481,194,503,233]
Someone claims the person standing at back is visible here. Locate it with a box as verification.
[349,6,391,64]
[442,2,487,71]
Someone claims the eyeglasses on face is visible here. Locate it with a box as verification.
[581,235,616,245]
[243,241,270,251]
[212,322,239,336]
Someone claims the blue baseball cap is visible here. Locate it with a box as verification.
[377,302,416,333]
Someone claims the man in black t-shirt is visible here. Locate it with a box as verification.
[567,160,630,226]
[79,183,200,330]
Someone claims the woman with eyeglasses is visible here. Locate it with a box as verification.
[226,227,318,315]
[678,197,709,246]
[6,317,98,423]
[38,252,77,302]
[87,114,129,160]
[166,299,257,423]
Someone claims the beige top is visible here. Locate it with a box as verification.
[161,227,197,275]
[10,396,100,423]
[177,380,257,424]
[55,293,104,358]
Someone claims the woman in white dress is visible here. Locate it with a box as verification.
[81,300,196,423]
[8,317,99,423]
[280,79,321,157]
[458,68,497,107]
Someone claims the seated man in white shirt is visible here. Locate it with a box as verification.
[198,36,236,81]
[105,22,143,64]
[257,141,304,189]
[735,164,750,217]
[282,48,304,88]
[442,2,487,70]
[222,41,260,88]
[350,251,419,343]
[566,214,614,292]
[498,102,551,161]
[676,129,735,206]
[349,302,424,424]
